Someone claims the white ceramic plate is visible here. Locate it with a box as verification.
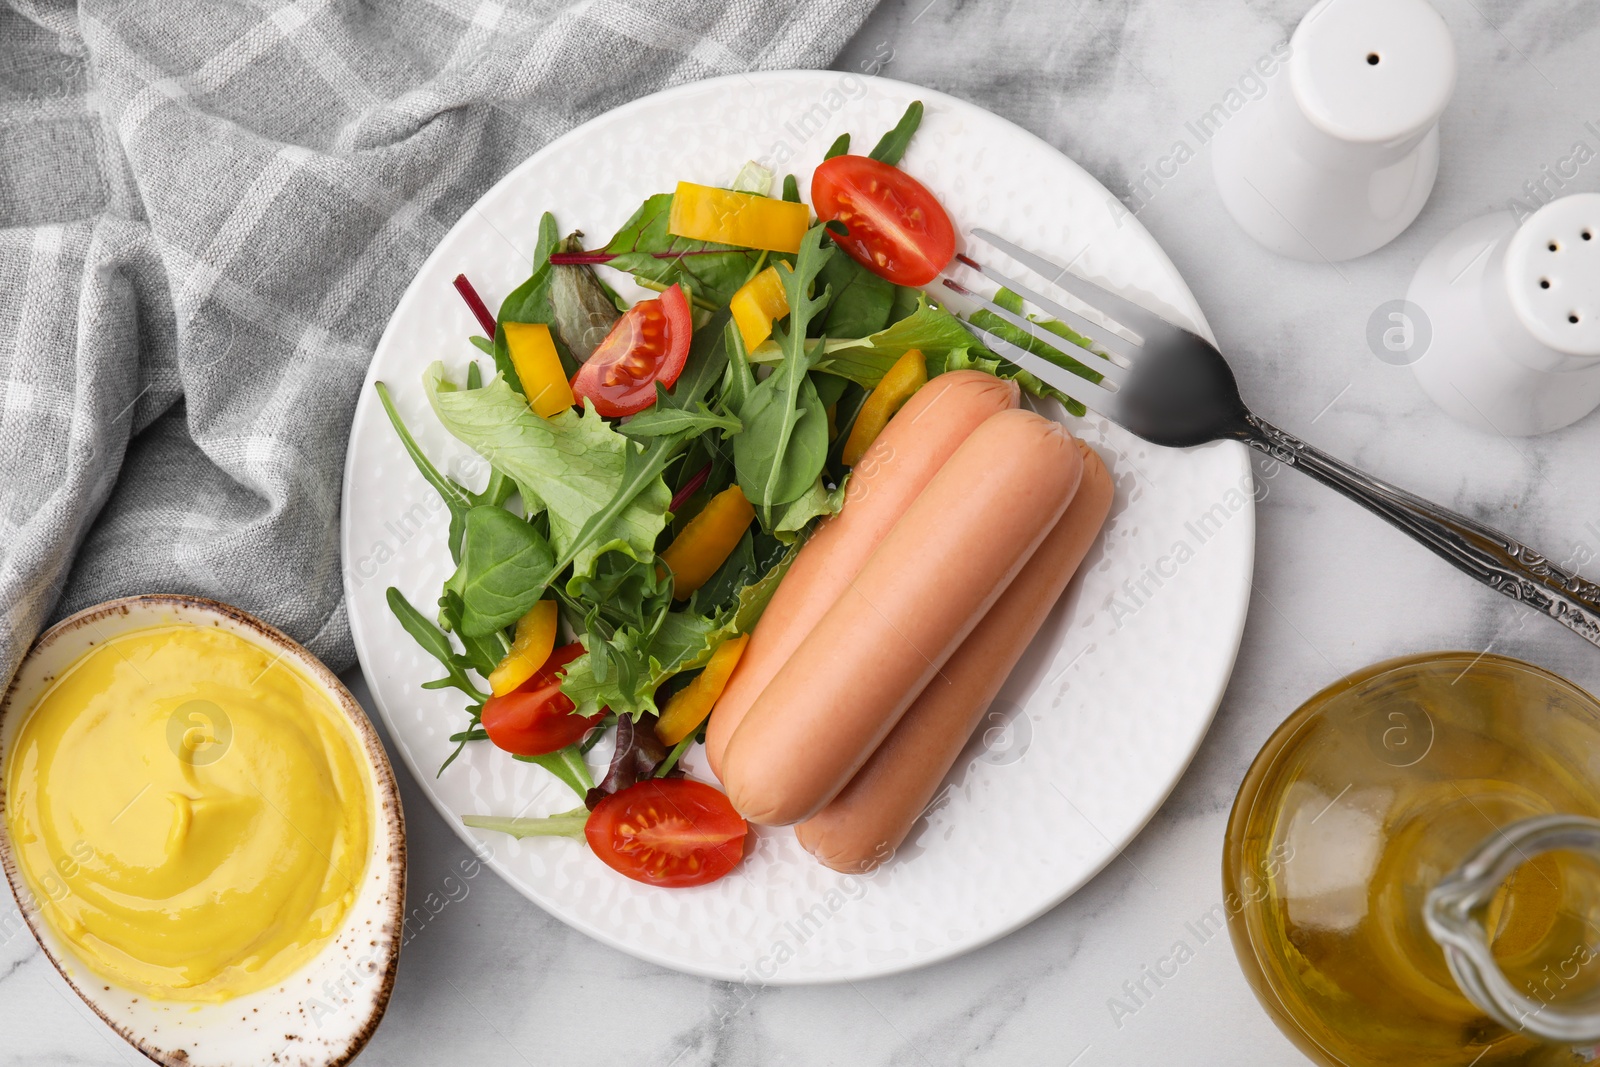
[341,71,1254,983]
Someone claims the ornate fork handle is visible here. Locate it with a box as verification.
[1242,414,1600,648]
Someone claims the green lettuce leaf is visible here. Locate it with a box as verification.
[423,362,669,583]
[558,537,803,719]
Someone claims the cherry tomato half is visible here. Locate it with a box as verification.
[811,154,956,287]
[480,643,604,756]
[585,778,748,888]
[570,283,692,417]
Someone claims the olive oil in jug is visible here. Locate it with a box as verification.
[1226,653,1600,1066]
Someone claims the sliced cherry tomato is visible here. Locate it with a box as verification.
[570,283,692,417]
[585,778,747,888]
[479,643,604,756]
[811,155,957,286]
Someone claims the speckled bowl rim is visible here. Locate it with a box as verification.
[0,594,407,1067]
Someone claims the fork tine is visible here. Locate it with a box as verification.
[970,228,1169,338]
[955,318,1124,419]
[951,253,1143,362]
[941,278,1126,384]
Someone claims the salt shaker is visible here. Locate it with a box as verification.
[1409,192,1600,436]
[1211,0,1456,262]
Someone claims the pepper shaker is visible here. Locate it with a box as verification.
[1212,0,1456,262]
[1408,192,1600,436]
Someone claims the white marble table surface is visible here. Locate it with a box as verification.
[6,1,1600,1063]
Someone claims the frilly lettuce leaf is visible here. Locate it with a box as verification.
[423,362,669,584]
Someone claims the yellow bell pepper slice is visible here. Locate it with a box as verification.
[487,600,558,697]
[842,348,928,466]
[503,321,575,418]
[660,486,756,600]
[668,182,810,254]
[656,634,750,745]
[730,266,790,351]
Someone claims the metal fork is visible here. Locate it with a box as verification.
[945,228,1600,650]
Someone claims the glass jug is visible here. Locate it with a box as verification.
[1225,652,1600,1066]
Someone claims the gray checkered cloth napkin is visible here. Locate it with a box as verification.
[0,0,879,688]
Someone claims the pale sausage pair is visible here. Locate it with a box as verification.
[709,370,1113,872]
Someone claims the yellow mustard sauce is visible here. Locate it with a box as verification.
[3,624,374,1002]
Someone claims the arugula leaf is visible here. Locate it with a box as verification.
[386,586,488,703]
[869,101,924,166]
[494,212,569,387]
[782,174,800,203]
[824,132,851,160]
[669,307,733,409]
[512,747,595,799]
[600,193,764,308]
[376,381,475,561]
[812,296,986,382]
[435,588,505,676]
[424,363,670,583]
[622,399,741,439]
[686,529,757,616]
[720,319,757,416]
[817,251,895,340]
[733,225,835,523]
[447,506,555,636]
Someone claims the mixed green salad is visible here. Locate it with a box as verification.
[376,102,1101,885]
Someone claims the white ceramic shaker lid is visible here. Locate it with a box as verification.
[1211,0,1457,262]
[1291,0,1456,146]
[1503,193,1600,359]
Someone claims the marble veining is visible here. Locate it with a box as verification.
[7,0,1600,1063]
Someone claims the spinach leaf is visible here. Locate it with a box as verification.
[868,101,924,166]
[817,252,895,339]
[811,370,850,408]
[448,506,555,637]
[600,193,764,308]
[732,225,835,523]
[887,284,921,325]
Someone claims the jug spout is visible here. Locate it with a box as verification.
[1427,814,1600,1046]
